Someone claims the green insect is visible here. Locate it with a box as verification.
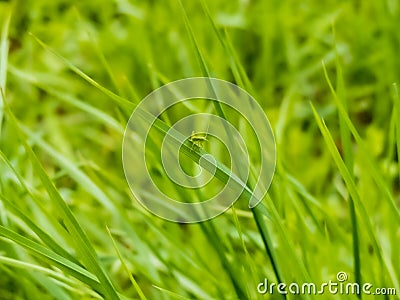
[188,130,208,150]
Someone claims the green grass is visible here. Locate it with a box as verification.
[1,0,399,299]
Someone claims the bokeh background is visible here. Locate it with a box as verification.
[0,0,399,299]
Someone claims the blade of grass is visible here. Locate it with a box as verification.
[189,2,275,199]
[0,149,88,265]
[284,173,349,242]
[4,106,120,299]
[7,66,124,132]
[230,206,262,299]
[392,83,400,182]
[333,30,361,288]
[29,33,134,112]
[197,1,274,199]
[178,5,284,297]
[172,269,216,299]
[178,1,259,196]
[74,7,122,96]
[152,285,192,300]
[106,226,147,300]
[310,104,374,243]
[258,198,314,290]
[251,205,285,295]
[178,3,261,194]
[310,103,400,289]
[0,192,80,266]
[199,0,256,96]
[179,6,266,298]
[0,255,101,298]
[20,124,118,214]
[136,212,227,290]
[178,0,230,125]
[322,62,400,223]
[28,272,72,300]
[197,220,249,299]
[0,7,11,134]
[0,225,100,289]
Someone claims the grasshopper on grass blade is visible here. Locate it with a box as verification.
[188,131,208,151]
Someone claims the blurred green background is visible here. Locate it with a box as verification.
[0,0,399,299]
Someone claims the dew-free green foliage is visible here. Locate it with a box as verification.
[0,1,399,299]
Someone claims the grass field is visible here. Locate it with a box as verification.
[0,0,399,299]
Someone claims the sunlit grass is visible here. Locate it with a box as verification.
[0,0,399,299]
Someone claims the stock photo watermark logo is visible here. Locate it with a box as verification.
[257,272,398,296]
[122,77,276,223]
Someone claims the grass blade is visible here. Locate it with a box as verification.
[393,83,400,182]
[0,6,11,134]
[0,255,102,298]
[180,4,284,295]
[4,107,120,299]
[107,227,147,300]
[152,285,192,300]
[310,103,398,288]
[321,62,400,223]
[199,0,255,95]
[0,192,80,266]
[0,225,100,289]
[29,33,134,111]
[332,32,361,287]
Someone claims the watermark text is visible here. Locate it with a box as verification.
[257,272,397,296]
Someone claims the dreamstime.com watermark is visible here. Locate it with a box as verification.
[122,77,276,223]
[257,272,398,296]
